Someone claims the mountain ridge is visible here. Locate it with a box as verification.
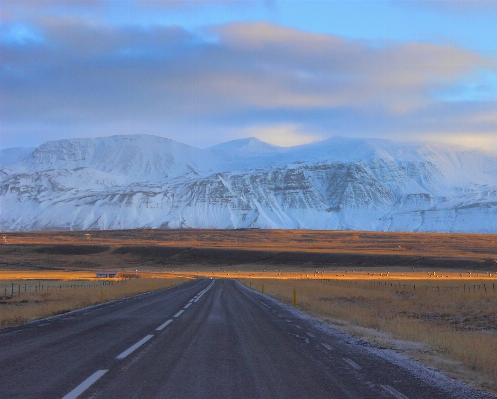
[1,134,497,233]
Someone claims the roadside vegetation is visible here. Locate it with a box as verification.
[0,276,189,328]
[242,278,497,392]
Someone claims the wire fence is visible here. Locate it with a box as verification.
[0,279,122,300]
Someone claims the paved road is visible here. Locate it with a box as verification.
[0,279,492,399]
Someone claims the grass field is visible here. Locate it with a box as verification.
[242,278,497,393]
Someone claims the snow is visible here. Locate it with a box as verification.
[1,134,497,232]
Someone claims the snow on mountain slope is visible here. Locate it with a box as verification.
[23,135,219,181]
[211,137,283,156]
[1,134,497,232]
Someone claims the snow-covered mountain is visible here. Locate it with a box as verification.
[1,134,497,232]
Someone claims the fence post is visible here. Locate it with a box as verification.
[293,289,297,306]
[262,284,264,293]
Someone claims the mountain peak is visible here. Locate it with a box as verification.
[210,137,282,155]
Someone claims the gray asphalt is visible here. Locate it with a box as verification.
[0,279,491,399]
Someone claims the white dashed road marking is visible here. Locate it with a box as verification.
[116,335,154,360]
[343,358,362,370]
[193,281,214,302]
[61,281,217,399]
[156,319,173,331]
[61,369,107,399]
[321,343,334,351]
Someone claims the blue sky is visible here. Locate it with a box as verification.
[1,0,496,150]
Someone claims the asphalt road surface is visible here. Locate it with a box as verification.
[0,279,493,399]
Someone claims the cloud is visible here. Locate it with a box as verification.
[210,23,490,113]
[418,133,497,150]
[1,20,496,149]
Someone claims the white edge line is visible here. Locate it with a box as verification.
[381,385,410,399]
[156,319,173,331]
[116,335,154,360]
[61,370,108,399]
[173,310,184,318]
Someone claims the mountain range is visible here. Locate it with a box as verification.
[1,134,497,232]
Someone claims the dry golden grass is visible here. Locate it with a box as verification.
[242,278,497,391]
[0,270,96,281]
[0,277,189,328]
[196,269,497,280]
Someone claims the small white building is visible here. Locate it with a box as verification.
[96,271,119,278]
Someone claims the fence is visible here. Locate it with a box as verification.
[1,279,120,300]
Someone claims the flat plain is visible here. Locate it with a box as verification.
[1,228,497,273]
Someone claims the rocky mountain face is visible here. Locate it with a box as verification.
[1,134,497,232]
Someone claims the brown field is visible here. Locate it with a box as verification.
[1,229,497,273]
[1,229,496,393]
